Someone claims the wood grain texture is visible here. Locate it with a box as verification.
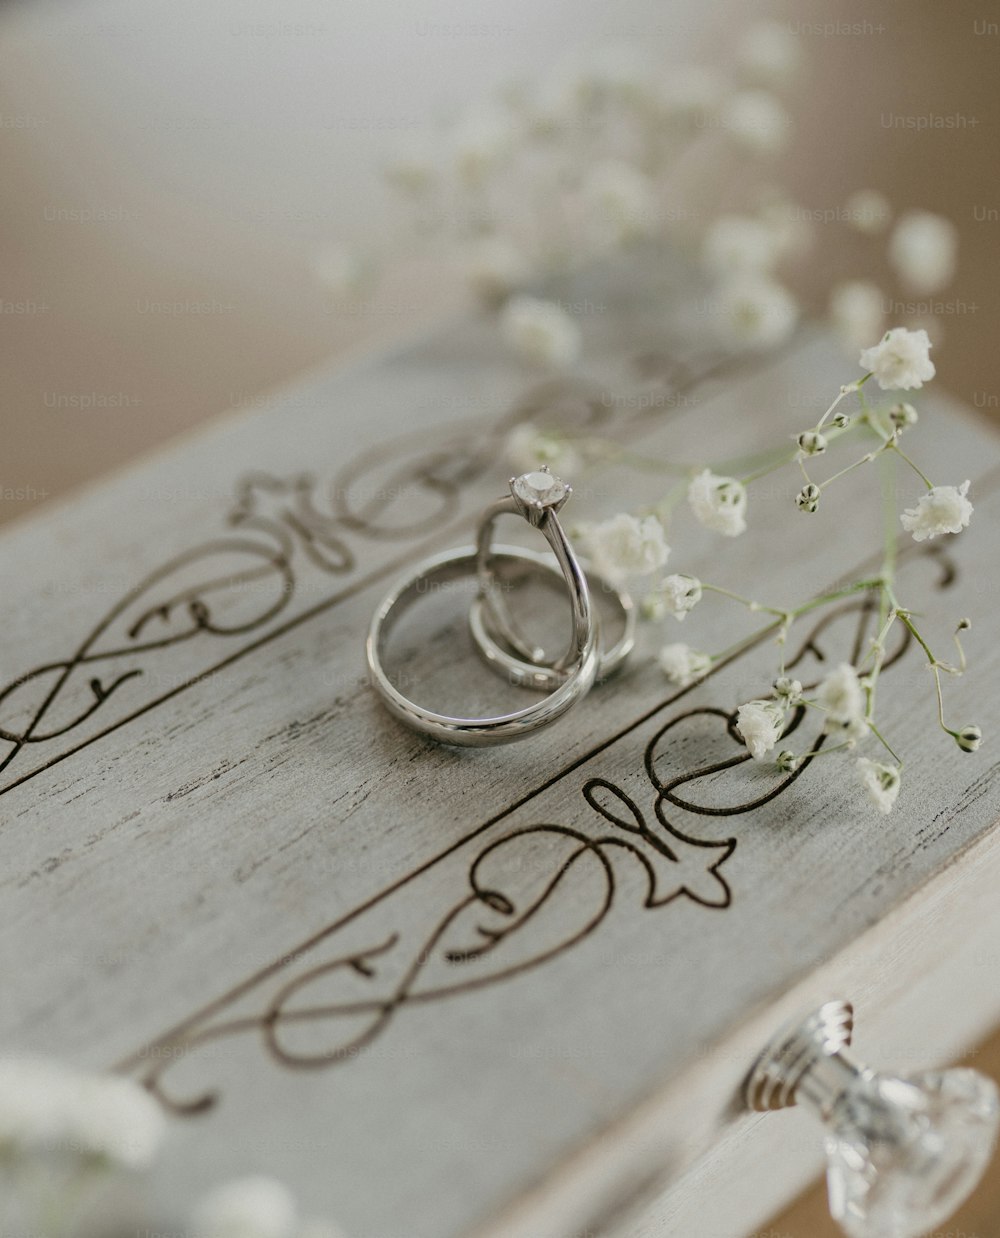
[1,252,999,1237]
[594,811,1000,1238]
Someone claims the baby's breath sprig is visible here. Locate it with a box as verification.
[531,325,980,817]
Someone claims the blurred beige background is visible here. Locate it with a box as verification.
[1,0,998,1233]
[1,0,998,532]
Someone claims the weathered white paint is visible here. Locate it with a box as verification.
[1,257,998,1237]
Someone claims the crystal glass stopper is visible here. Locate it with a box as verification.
[745,1001,1000,1238]
[825,1066,1000,1238]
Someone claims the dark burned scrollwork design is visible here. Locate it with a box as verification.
[0,422,554,790]
[0,334,958,1113]
[0,345,731,794]
[131,729,738,1116]
[123,574,947,1116]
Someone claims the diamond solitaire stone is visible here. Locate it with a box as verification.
[511,469,569,509]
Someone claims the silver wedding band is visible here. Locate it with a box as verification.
[471,492,636,688]
[366,469,633,745]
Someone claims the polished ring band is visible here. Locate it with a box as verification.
[366,544,598,746]
[469,560,635,690]
[471,482,636,689]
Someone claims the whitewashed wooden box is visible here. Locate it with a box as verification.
[2,255,999,1238]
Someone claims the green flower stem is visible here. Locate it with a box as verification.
[952,627,969,673]
[816,372,872,430]
[888,441,934,489]
[817,448,882,491]
[896,610,959,737]
[855,451,904,726]
[787,577,885,618]
[878,451,899,626]
[794,739,855,762]
[701,582,786,617]
[869,721,903,766]
[705,577,886,665]
[738,421,864,488]
[709,625,782,667]
[896,610,937,664]
[738,449,798,487]
[714,442,798,478]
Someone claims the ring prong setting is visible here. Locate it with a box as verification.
[510,467,571,526]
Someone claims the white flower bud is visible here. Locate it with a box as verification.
[644,574,702,621]
[773,676,803,705]
[956,617,972,631]
[956,725,982,753]
[889,401,918,429]
[581,512,670,583]
[857,758,901,814]
[505,423,581,476]
[687,470,748,536]
[735,699,785,760]
[776,749,799,772]
[500,295,582,368]
[821,668,866,722]
[826,715,871,746]
[194,1177,298,1238]
[888,211,957,296]
[796,483,820,513]
[797,431,828,456]
[0,1057,166,1169]
[832,412,851,429]
[658,643,712,687]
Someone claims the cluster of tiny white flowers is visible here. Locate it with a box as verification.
[361,32,975,822]
[345,22,958,374]
[0,1058,354,1238]
[791,328,973,549]
[504,318,980,818]
[888,211,958,295]
[900,480,973,542]
[859,327,936,391]
[578,512,670,583]
[506,422,582,477]
[367,24,808,358]
[193,1175,345,1238]
[715,276,800,352]
[639,329,980,813]
[830,280,883,352]
[0,1056,165,1170]
[499,295,582,368]
[686,470,748,537]
[735,699,786,760]
[658,643,712,688]
[643,574,702,622]
[856,758,901,815]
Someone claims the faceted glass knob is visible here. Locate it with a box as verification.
[745,1001,1000,1238]
[825,1067,1000,1238]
